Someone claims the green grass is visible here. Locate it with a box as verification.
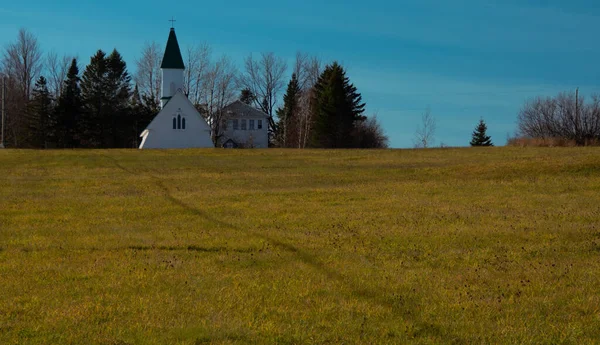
[1,148,600,344]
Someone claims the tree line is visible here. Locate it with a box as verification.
[1,28,388,149]
[517,90,600,146]
[1,29,159,148]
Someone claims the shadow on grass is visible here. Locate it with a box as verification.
[127,245,256,253]
[104,153,463,343]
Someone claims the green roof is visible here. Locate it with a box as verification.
[160,28,185,69]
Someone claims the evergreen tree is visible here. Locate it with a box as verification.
[55,59,82,148]
[80,49,131,148]
[129,84,157,148]
[80,50,107,147]
[275,74,300,147]
[26,76,53,148]
[470,119,494,146]
[141,93,160,117]
[310,62,365,148]
[128,84,142,148]
[240,89,255,105]
[105,49,132,147]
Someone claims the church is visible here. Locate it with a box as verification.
[139,28,214,149]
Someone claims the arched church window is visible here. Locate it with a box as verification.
[177,114,182,129]
[182,117,186,130]
[173,117,177,129]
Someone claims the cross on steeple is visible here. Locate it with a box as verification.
[169,17,176,28]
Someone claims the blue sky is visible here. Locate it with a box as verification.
[1,0,599,147]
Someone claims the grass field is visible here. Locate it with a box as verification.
[1,148,600,344]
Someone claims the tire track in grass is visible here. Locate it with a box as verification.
[103,153,464,343]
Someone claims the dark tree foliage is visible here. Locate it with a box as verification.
[352,116,389,148]
[128,84,158,148]
[106,49,132,147]
[55,59,82,148]
[275,74,301,147]
[470,119,493,146]
[239,89,256,105]
[80,49,131,148]
[310,62,365,148]
[80,50,107,147]
[8,49,150,149]
[26,76,54,148]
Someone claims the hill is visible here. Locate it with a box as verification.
[1,148,599,344]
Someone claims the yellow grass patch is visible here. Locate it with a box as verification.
[1,148,599,344]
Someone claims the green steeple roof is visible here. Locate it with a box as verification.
[161,28,185,69]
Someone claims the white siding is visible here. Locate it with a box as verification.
[161,68,184,108]
[219,101,270,148]
[140,92,213,149]
[222,119,268,148]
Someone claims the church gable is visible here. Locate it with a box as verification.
[147,92,209,131]
[140,91,213,149]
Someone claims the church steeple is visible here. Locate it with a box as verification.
[161,28,185,70]
[160,27,185,108]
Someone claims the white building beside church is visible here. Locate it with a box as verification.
[139,28,213,149]
[219,101,269,148]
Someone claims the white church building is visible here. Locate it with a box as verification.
[139,28,214,149]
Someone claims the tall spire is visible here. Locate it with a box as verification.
[160,28,185,70]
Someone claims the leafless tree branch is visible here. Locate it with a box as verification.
[45,51,72,99]
[238,52,287,134]
[184,43,211,106]
[134,41,162,105]
[413,107,436,148]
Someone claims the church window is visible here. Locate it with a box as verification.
[182,117,186,130]
[249,119,255,130]
[177,114,182,129]
[233,119,239,130]
[258,120,263,129]
[173,117,177,129]
[241,119,247,130]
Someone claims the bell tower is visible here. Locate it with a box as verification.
[160,25,185,108]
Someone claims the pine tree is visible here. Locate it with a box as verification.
[129,84,157,148]
[80,50,107,147]
[80,49,132,148]
[470,119,494,146]
[240,89,255,105]
[26,76,53,148]
[55,59,82,148]
[105,49,132,147]
[129,85,143,148]
[275,74,301,147]
[310,62,365,148]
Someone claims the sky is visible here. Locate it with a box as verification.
[1,0,599,148]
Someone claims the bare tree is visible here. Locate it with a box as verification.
[413,107,436,148]
[184,43,211,106]
[294,53,322,148]
[46,51,72,98]
[294,52,321,92]
[2,28,43,99]
[1,28,43,147]
[238,52,287,133]
[518,91,600,145]
[353,114,389,148]
[202,55,238,145]
[134,42,162,105]
[518,96,557,139]
[0,73,26,147]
